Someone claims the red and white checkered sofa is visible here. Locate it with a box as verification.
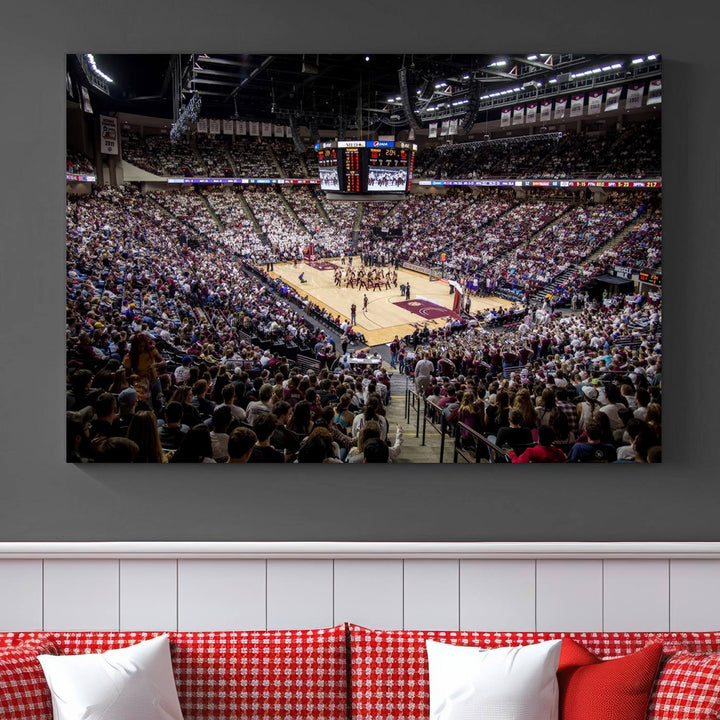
[2,624,720,719]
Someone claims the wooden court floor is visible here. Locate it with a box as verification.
[268,257,515,346]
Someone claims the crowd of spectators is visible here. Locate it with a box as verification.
[66,151,94,174]
[414,119,660,180]
[400,289,661,462]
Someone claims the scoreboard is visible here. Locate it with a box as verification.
[316,140,417,194]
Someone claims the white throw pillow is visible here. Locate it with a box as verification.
[38,634,184,720]
[426,638,562,720]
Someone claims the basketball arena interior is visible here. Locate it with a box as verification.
[65,53,662,464]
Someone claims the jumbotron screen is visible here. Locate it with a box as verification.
[315,140,416,194]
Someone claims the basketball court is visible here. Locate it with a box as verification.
[268,256,516,346]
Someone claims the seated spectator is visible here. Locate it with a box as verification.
[347,420,403,463]
[495,409,534,454]
[296,427,342,463]
[66,406,94,462]
[227,426,257,463]
[159,401,188,451]
[363,437,390,464]
[116,387,139,436]
[93,436,140,463]
[249,413,284,463]
[209,405,233,462]
[509,426,567,463]
[90,392,121,440]
[245,383,274,426]
[127,410,167,463]
[192,379,216,420]
[170,423,216,463]
[566,419,616,462]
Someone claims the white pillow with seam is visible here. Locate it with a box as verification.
[426,638,562,720]
[38,633,184,720]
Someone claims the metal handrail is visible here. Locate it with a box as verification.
[453,422,511,464]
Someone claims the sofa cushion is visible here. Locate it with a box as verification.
[348,626,654,720]
[2,626,348,720]
[38,634,184,720]
[557,637,663,720]
[647,633,720,654]
[647,652,720,720]
[426,638,562,720]
[0,635,60,720]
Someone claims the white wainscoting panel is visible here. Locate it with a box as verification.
[2,545,720,634]
[334,559,403,629]
[120,560,178,632]
[43,559,120,631]
[604,560,669,631]
[536,560,603,631]
[403,560,460,630]
[670,559,720,630]
[0,560,43,631]
[177,559,265,631]
[266,559,334,629]
[460,560,536,631]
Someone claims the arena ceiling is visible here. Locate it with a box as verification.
[68,53,661,131]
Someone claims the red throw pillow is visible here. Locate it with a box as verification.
[0,635,60,720]
[557,637,663,720]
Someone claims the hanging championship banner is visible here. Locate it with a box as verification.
[626,83,645,109]
[81,86,93,114]
[512,105,525,125]
[261,122,273,137]
[249,121,260,136]
[196,118,209,133]
[223,119,234,135]
[285,126,293,138]
[209,118,221,135]
[570,94,584,117]
[525,102,537,123]
[235,120,247,135]
[273,123,285,137]
[428,122,438,138]
[408,128,415,141]
[605,86,622,112]
[99,115,118,155]
[554,97,567,119]
[440,120,450,136]
[588,90,603,115]
[540,99,552,121]
[500,108,512,127]
[449,118,459,135]
[647,78,662,105]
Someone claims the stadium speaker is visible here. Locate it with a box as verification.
[289,115,305,153]
[460,79,481,134]
[398,67,423,130]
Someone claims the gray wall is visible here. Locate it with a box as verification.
[0,1,715,542]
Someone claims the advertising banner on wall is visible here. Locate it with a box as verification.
[99,115,118,154]
[605,86,622,112]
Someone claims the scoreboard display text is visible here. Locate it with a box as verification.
[316,140,416,194]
